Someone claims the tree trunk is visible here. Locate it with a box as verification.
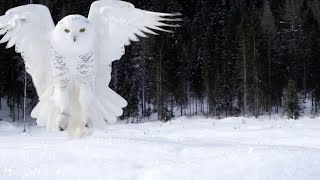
[243,32,248,118]
[254,35,259,118]
[267,20,272,117]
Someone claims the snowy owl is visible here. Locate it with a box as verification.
[0,0,181,137]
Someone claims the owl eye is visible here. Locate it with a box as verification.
[64,29,70,33]
[80,28,86,33]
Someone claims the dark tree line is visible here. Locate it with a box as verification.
[0,0,320,122]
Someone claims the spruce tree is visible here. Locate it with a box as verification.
[285,80,301,119]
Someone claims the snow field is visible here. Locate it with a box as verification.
[0,116,320,180]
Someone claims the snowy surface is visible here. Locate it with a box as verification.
[1,116,320,180]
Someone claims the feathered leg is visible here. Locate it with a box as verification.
[79,84,94,128]
[54,87,71,131]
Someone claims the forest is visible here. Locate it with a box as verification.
[0,0,320,122]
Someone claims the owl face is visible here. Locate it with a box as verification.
[52,15,95,54]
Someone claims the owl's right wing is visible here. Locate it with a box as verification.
[0,4,55,96]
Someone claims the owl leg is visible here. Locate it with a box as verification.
[54,87,71,131]
[79,84,94,128]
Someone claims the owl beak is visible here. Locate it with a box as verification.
[73,36,77,42]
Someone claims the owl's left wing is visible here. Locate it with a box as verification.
[88,0,181,122]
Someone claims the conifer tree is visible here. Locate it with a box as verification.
[285,80,301,119]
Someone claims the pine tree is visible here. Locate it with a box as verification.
[261,0,277,116]
[302,2,320,115]
[285,80,301,119]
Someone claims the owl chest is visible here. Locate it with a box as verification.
[50,47,95,86]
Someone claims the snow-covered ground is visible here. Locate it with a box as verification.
[1,116,320,180]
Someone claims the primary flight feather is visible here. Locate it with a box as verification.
[0,0,181,137]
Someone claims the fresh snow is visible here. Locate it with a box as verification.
[1,116,320,180]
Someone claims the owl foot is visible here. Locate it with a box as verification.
[84,118,93,136]
[84,119,93,128]
[57,113,70,131]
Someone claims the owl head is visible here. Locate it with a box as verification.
[52,15,95,54]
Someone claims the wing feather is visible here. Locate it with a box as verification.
[0,4,55,96]
[88,0,181,121]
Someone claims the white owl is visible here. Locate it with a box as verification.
[0,0,180,137]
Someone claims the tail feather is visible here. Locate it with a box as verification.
[30,86,127,138]
[104,88,128,108]
[95,99,118,123]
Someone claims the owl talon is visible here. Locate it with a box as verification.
[59,126,65,131]
[57,113,70,131]
[84,118,93,128]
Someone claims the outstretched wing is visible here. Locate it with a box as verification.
[88,0,181,122]
[0,4,55,96]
